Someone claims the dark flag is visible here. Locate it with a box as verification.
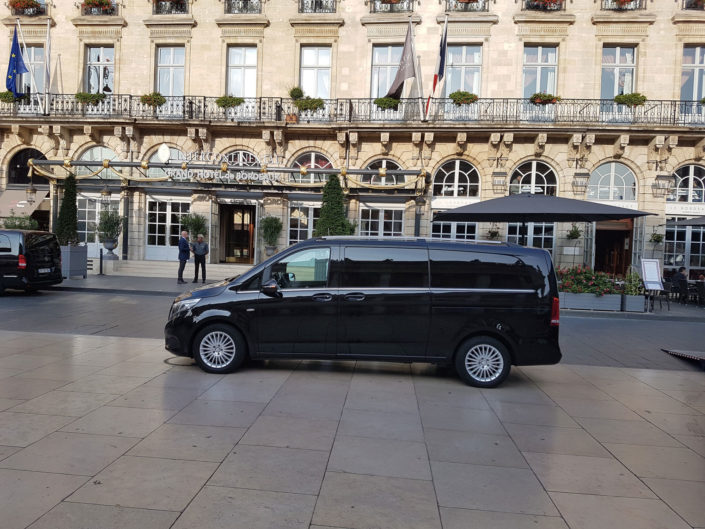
[384,20,416,99]
[6,28,28,98]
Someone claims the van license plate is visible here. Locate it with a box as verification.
[38,268,51,274]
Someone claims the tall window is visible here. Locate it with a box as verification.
[433,160,480,197]
[76,146,119,180]
[85,46,114,94]
[363,159,403,185]
[588,162,637,201]
[147,201,190,247]
[509,161,557,195]
[665,220,705,278]
[360,208,403,237]
[289,206,320,244]
[508,223,554,254]
[601,46,636,99]
[681,46,705,102]
[445,45,482,96]
[19,46,44,93]
[77,196,118,245]
[227,46,257,98]
[668,165,705,203]
[300,46,331,99]
[371,45,402,97]
[432,222,477,241]
[291,152,332,183]
[157,46,185,96]
[523,45,557,98]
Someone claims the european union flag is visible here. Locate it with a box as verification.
[6,28,28,98]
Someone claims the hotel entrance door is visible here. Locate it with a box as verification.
[220,204,255,264]
[595,219,633,278]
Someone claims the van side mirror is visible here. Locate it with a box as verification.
[261,278,282,298]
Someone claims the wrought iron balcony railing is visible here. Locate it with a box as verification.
[446,0,488,13]
[4,94,705,129]
[299,0,336,13]
[369,0,414,14]
[601,0,645,10]
[81,3,118,16]
[683,0,705,9]
[522,0,565,11]
[153,0,189,15]
[11,3,47,16]
[225,0,262,14]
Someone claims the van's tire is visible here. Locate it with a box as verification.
[454,336,511,388]
[193,324,247,374]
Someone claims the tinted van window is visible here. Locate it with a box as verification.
[342,247,428,288]
[430,250,543,290]
[0,234,11,252]
[271,247,330,289]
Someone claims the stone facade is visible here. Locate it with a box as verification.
[1,0,704,275]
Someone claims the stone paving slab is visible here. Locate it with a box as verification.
[0,330,702,529]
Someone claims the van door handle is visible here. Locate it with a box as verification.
[344,293,366,302]
[312,293,333,302]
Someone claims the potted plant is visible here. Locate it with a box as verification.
[140,92,167,108]
[285,87,304,123]
[566,224,582,240]
[2,209,39,230]
[614,0,633,7]
[620,269,644,312]
[649,232,664,244]
[97,209,124,260]
[10,0,41,13]
[486,226,500,240]
[314,175,356,236]
[55,174,88,278]
[179,213,208,241]
[529,0,563,9]
[448,91,479,105]
[260,215,283,256]
[557,266,622,310]
[82,0,112,13]
[373,97,400,111]
[529,92,560,105]
[613,92,646,107]
[215,95,245,109]
[0,91,29,104]
[294,97,325,113]
[75,92,106,106]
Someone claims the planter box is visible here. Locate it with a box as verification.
[560,292,622,311]
[622,294,646,313]
[60,245,88,279]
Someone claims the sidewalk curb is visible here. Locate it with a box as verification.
[562,309,704,323]
[52,286,180,297]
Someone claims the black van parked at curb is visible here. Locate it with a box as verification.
[0,230,63,294]
[165,237,562,387]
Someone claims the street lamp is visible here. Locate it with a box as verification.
[652,172,675,197]
[25,180,37,205]
[571,169,590,194]
[100,183,112,206]
[414,195,426,237]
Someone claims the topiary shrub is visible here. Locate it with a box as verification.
[260,216,283,247]
[314,175,356,236]
[179,213,208,240]
[55,174,79,245]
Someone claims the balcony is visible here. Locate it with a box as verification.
[369,0,414,14]
[601,0,645,10]
[683,0,705,10]
[522,0,565,11]
[446,0,488,13]
[81,2,118,16]
[299,0,336,13]
[11,1,47,16]
[225,0,262,14]
[153,0,188,15]
[3,94,705,129]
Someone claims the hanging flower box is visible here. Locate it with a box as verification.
[529,92,561,105]
[82,0,112,9]
[449,91,479,105]
[613,92,647,107]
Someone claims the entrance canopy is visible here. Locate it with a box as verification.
[666,216,705,227]
[433,193,653,223]
[0,189,48,218]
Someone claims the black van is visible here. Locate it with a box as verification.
[165,237,561,387]
[0,230,63,294]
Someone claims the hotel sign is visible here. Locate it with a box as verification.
[162,149,283,184]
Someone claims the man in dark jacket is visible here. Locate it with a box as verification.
[191,234,209,283]
[177,230,190,284]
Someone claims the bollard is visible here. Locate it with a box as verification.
[99,248,104,276]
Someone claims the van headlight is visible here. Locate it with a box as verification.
[169,298,201,320]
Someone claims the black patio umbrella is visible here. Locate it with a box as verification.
[665,216,705,227]
[433,193,653,244]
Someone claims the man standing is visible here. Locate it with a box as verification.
[191,234,209,283]
[177,230,190,284]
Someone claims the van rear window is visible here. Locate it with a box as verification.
[430,249,543,290]
[342,247,428,288]
[25,233,59,251]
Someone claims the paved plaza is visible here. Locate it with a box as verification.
[0,280,703,528]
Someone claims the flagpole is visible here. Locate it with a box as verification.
[409,18,425,122]
[16,18,44,115]
[425,15,448,121]
[44,16,51,116]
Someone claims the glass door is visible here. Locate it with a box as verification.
[221,205,255,264]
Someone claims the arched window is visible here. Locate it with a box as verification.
[224,150,259,167]
[8,148,46,185]
[509,161,557,195]
[668,165,705,203]
[76,146,119,180]
[432,159,480,197]
[291,152,332,183]
[588,162,636,201]
[147,147,186,179]
[362,159,403,185]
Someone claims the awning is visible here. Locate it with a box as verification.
[0,189,49,218]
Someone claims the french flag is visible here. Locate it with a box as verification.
[426,16,448,117]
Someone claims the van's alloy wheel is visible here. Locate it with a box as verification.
[455,336,511,388]
[193,324,246,374]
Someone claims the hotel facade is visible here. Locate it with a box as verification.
[1,0,705,278]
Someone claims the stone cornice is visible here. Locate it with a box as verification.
[215,14,270,28]
[435,13,499,25]
[288,15,345,28]
[70,16,127,28]
[1,16,55,29]
[591,13,656,26]
[513,13,576,25]
[143,15,196,28]
[360,14,422,26]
